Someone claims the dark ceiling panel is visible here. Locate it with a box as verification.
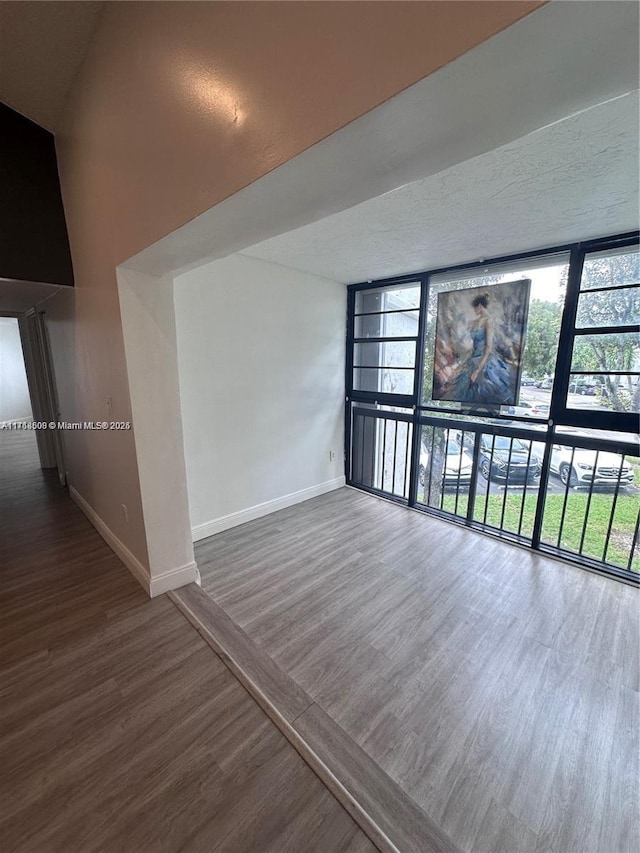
[0,102,74,286]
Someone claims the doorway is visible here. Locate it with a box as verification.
[0,309,66,485]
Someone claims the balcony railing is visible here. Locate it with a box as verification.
[348,406,639,580]
[350,407,412,501]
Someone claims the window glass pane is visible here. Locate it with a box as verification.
[355,283,420,314]
[575,286,639,328]
[571,332,639,371]
[567,372,639,414]
[353,341,416,369]
[354,310,419,338]
[555,425,640,446]
[580,245,640,290]
[422,255,569,409]
[353,367,414,395]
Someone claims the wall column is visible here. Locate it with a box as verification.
[117,266,198,596]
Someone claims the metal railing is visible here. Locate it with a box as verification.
[348,405,639,581]
[539,439,639,576]
[415,415,545,545]
[350,407,412,501]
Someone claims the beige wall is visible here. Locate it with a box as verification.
[49,1,543,576]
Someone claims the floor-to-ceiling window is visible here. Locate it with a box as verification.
[346,232,639,583]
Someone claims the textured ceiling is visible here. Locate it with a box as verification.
[241,92,639,284]
[0,1,103,130]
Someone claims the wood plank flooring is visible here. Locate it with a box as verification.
[171,582,461,853]
[196,486,640,853]
[0,429,376,852]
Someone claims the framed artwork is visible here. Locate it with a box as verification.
[432,279,531,408]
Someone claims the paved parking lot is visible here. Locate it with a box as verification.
[520,387,618,416]
[431,419,639,500]
[416,384,638,506]
[477,470,639,498]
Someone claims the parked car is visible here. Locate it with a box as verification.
[569,380,596,395]
[550,444,635,488]
[530,403,551,417]
[506,402,532,416]
[520,376,535,387]
[479,436,541,483]
[420,436,473,488]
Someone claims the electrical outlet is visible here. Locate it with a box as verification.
[329,450,336,461]
[121,504,129,524]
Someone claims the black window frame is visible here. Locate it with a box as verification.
[553,235,640,434]
[347,277,423,410]
[345,231,640,585]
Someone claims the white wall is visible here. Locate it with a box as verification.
[0,317,32,424]
[174,253,346,539]
[117,267,198,595]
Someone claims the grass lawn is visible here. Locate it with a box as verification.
[430,489,639,573]
[539,492,638,572]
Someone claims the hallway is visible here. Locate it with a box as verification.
[0,429,375,852]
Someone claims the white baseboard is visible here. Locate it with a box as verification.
[70,485,150,593]
[149,561,200,597]
[69,485,199,597]
[192,476,346,542]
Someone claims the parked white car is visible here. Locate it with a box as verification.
[419,436,473,488]
[550,444,635,488]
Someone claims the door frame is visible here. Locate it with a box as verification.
[13,308,66,483]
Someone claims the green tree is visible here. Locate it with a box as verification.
[521,300,562,379]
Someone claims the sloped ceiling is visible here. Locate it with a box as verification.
[0,1,103,130]
[128,1,639,282]
[241,92,639,283]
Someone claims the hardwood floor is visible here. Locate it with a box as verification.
[195,486,640,853]
[0,430,376,852]
[171,583,461,853]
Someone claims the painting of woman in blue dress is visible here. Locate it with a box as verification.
[433,280,530,408]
